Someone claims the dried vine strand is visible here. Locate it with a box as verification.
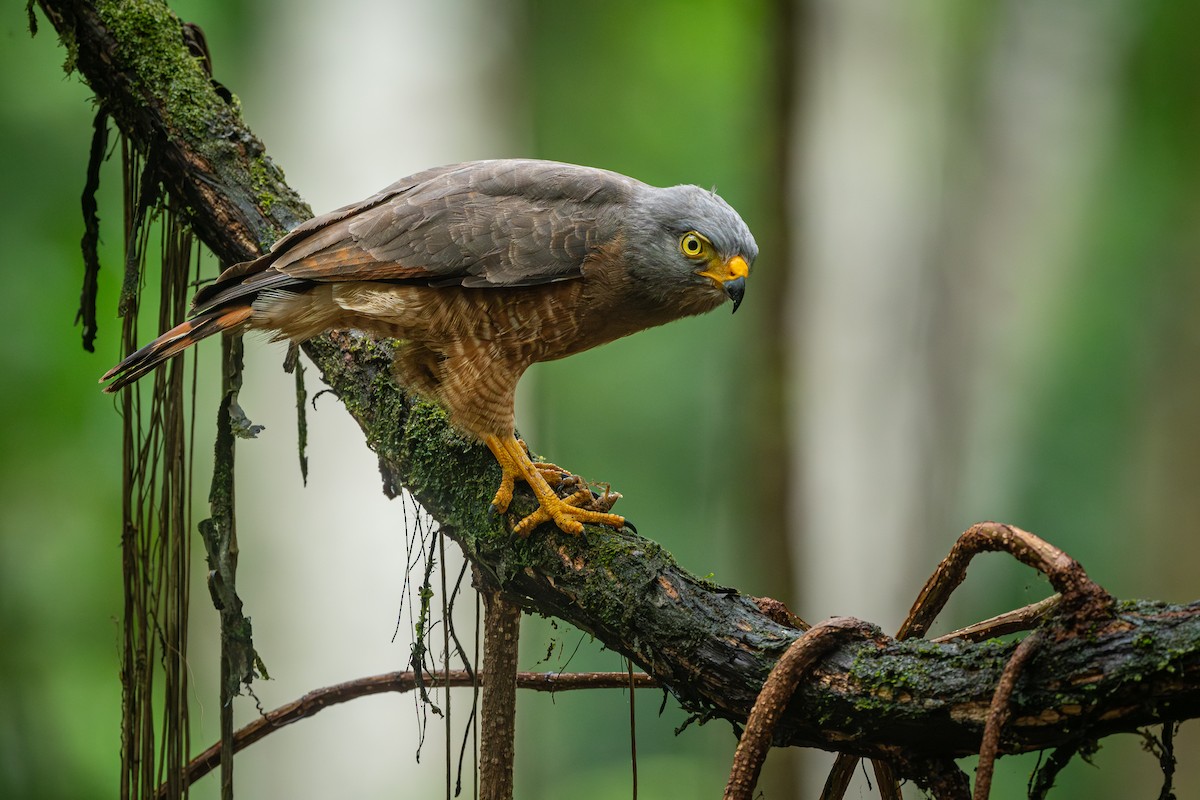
[974,631,1045,800]
[723,618,880,800]
[114,135,196,800]
[898,522,1112,641]
[797,524,1112,800]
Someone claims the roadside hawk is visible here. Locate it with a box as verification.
[103,159,757,536]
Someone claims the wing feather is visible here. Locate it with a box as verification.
[193,159,639,314]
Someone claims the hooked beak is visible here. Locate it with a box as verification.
[699,254,750,314]
[724,275,746,314]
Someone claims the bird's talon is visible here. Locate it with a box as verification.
[490,486,514,514]
[490,461,519,514]
[486,434,626,537]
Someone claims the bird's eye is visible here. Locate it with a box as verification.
[680,232,706,258]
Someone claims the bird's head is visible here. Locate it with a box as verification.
[624,183,758,314]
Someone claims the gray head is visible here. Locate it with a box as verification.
[623,183,758,313]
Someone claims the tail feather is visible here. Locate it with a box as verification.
[101,305,254,392]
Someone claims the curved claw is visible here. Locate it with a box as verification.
[484,435,624,537]
[489,469,517,514]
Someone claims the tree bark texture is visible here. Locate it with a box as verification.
[36,0,1200,778]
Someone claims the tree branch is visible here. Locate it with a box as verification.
[38,0,1200,781]
[169,669,658,794]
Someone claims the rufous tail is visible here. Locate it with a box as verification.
[100,305,254,392]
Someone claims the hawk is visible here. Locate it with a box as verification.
[103,159,757,536]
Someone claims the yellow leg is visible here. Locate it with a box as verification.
[484,434,625,537]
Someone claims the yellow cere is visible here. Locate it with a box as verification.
[699,254,750,285]
[725,255,750,279]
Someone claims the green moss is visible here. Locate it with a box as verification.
[54,16,79,73]
[95,0,219,127]
[75,0,311,241]
[849,648,924,699]
[249,154,277,215]
[845,636,1013,719]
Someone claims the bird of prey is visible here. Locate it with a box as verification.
[103,159,756,536]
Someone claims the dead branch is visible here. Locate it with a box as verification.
[733,522,1119,799]
[167,669,658,795]
[898,522,1113,640]
[932,596,1061,644]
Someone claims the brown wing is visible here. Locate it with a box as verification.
[191,159,641,315]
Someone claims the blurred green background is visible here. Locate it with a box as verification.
[2,0,1198,797]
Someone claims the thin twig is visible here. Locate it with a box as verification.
[628,658,638,800]
[214,333,242,800]
[473,592,481,800]
[161,669,657,796]
[933,596,1061,644]
[281,345,308,484]
[1027,744,1080,800]
[440,531,452,800]
[1156,721,1178,800]
[873,759,902,800]
[819,753,859,800]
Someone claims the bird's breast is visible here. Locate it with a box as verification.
[311,273,717,368]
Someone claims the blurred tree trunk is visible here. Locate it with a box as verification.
[787,2,1200,796]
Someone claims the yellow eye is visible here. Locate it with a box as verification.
[680,232,706,258]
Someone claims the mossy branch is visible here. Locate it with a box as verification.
[38,0,1200,779]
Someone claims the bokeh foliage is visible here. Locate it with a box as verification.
[4,1,1199,798]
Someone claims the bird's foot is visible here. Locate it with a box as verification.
[485,434,624,537]
[510,489,624,537]
[517,439,571,485]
